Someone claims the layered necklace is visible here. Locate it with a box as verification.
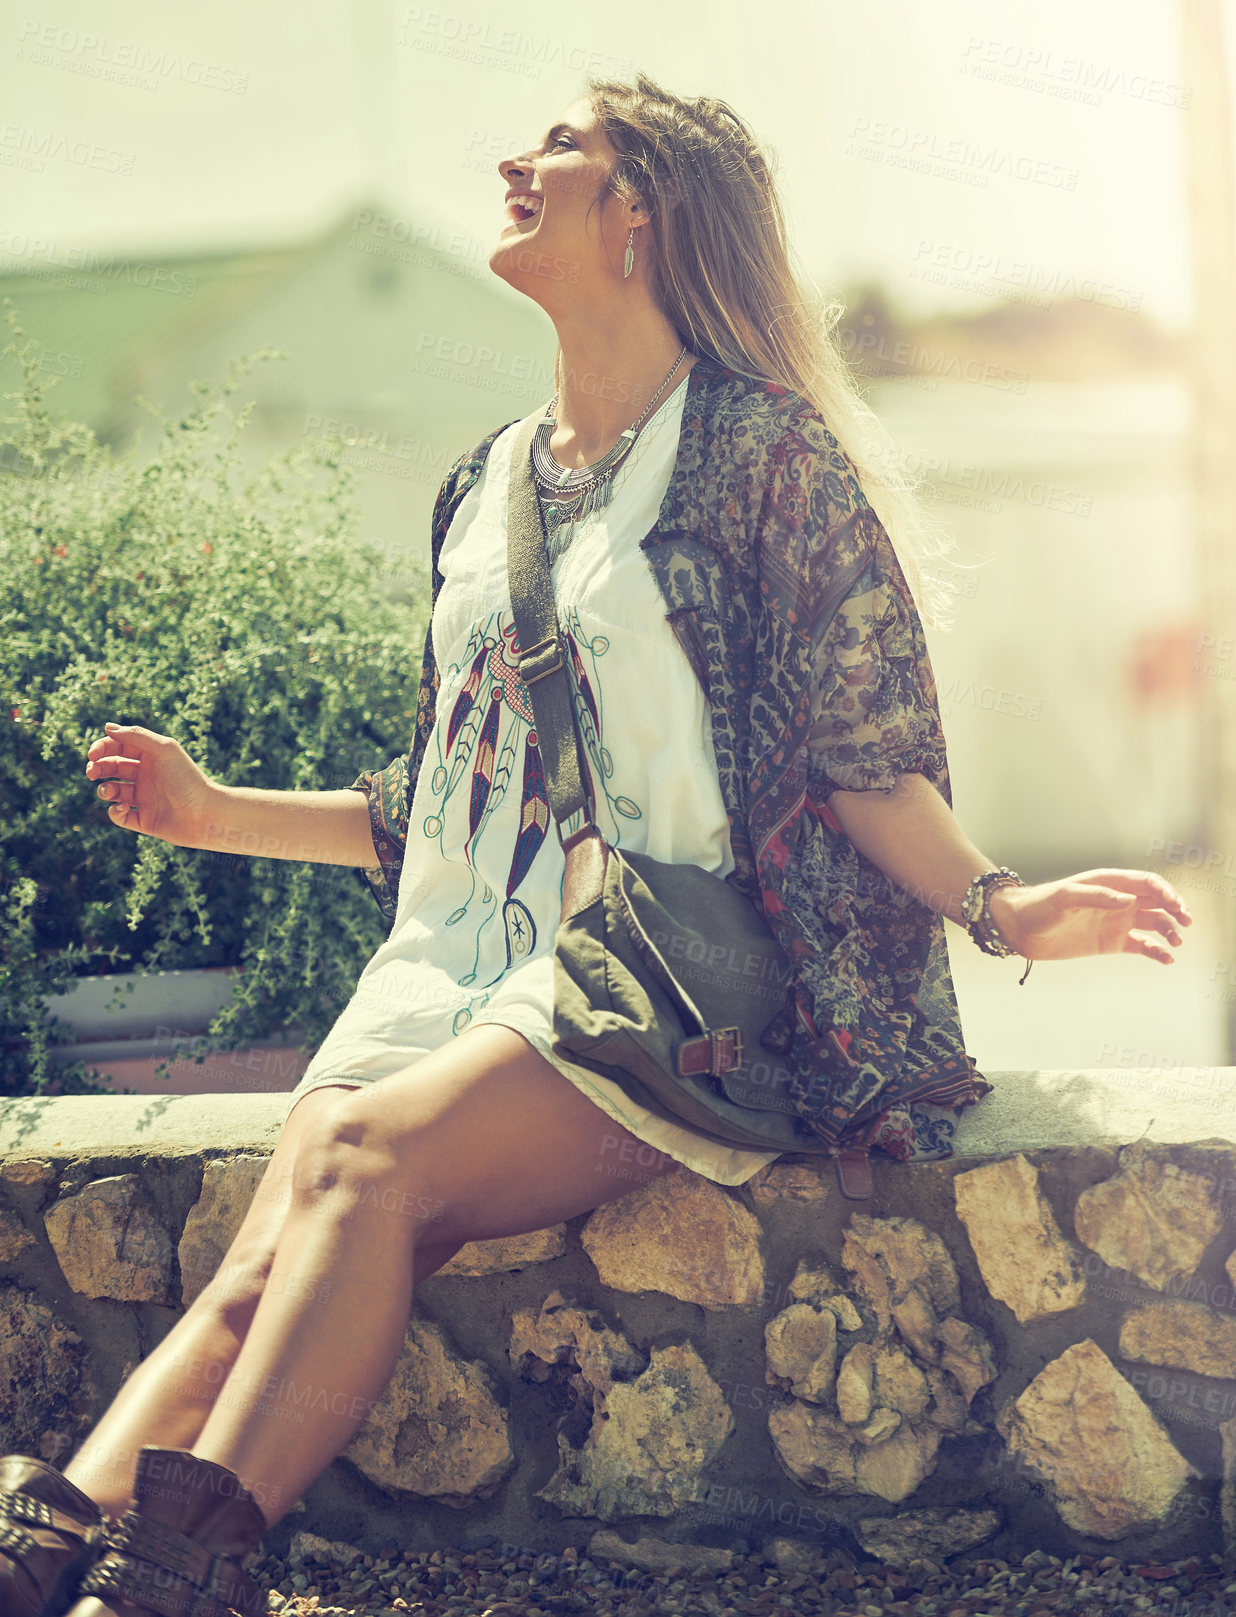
[531,346,689,567]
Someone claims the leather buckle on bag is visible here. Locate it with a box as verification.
[519,630,565,685]
[558,816,600,854]
[713,1026,742,1074]
[835,1147,873,1201]
[676,1026,743,1078]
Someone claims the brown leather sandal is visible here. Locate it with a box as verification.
[0,1454,112,1617]
[61,1448,269,1617]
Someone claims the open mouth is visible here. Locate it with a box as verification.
[506,197,542,223]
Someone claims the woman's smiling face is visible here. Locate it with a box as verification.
[492,97,633,287]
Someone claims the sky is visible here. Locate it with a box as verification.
[0,0,1229,332]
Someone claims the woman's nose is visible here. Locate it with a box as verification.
[500,153,533,181]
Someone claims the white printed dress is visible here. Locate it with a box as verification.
[283,376,783,1186]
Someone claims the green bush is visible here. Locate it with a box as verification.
[0,299,430,1097]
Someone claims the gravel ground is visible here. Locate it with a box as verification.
[246,1540,1236,1616]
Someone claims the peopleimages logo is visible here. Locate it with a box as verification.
[646,929,795,995]
[15,22,250,93]
[140,1449,280,1511]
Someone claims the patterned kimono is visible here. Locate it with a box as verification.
[347,352,995,1181]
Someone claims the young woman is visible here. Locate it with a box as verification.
[2,72,1191,1617]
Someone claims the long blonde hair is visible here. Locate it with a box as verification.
[566,71,962,633]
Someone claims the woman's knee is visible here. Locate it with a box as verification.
[186,1250,272,1340]
[287,1085,429,1208]
[295,1083,490,1248]
[180,1090,355,1324]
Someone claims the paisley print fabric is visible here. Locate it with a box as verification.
[348,353,995,1165]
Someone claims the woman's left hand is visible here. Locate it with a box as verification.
[988,868,1193,965]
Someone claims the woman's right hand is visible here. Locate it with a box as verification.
[84,722,223,848]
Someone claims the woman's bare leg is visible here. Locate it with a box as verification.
[58,1083,468,1517]
[188,1024,684,1527]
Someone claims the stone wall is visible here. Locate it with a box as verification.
[3,1075,1236,1570]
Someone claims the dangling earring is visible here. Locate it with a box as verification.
[623,226,634,279]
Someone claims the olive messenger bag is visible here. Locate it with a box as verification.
[504,412,874,1201]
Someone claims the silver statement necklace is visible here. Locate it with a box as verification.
[532,346,689,566]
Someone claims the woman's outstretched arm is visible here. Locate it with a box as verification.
[194,782,379,867]
[84,721,379,868]
[827,771,1194,966]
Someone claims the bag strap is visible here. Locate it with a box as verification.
[505,412,602,855]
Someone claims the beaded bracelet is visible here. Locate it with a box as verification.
[963,867,1034,986]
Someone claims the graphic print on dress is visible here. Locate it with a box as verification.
[556,600,643,836]
[423,604,643,1036]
